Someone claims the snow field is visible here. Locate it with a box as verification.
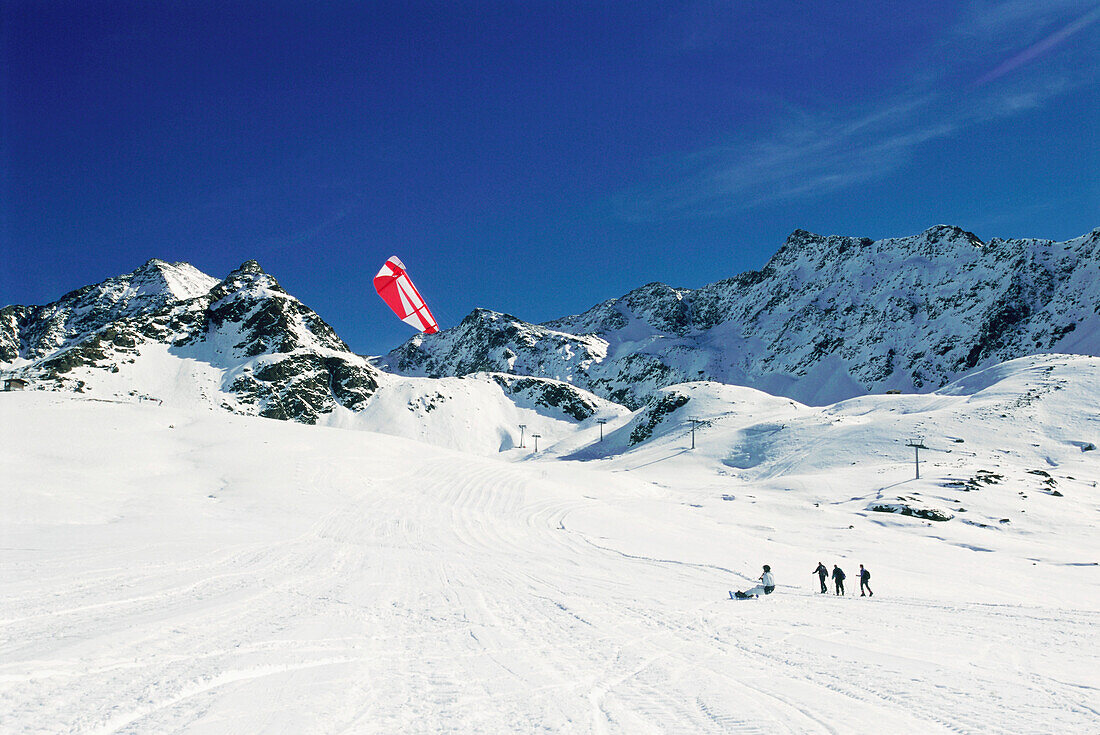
[1,372,1098,733]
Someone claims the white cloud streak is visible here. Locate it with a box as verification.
[974,3,1100,86]
[618,1,1100,221]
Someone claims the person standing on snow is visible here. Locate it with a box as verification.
[832,564,846,595]
[859,564,873,597]
[732,565,776,599]
[813,562,828,593]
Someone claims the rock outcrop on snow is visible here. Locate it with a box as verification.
[382,225,1100,406]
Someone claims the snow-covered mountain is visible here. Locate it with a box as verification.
[0,258,218,363]
[383,307,610,389]
[5,223,1099,437]
[0,259,618,445]
[383,225,1100,407]
[0,259,382,423]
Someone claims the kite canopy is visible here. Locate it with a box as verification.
[373,256,439,334]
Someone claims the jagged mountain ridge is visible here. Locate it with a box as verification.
[382,225,1100,407]
[0,259,218,363]
[0,259,382,422]
[5,223,1098,426]
[0,259,616,440]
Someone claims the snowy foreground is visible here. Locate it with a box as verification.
[2,357,1099,734]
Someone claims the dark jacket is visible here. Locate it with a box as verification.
[861,568,870,582]
[832,567,846,581]
[814,564,828,578]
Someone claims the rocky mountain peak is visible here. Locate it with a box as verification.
[125,258,219,303]
[778,224,984,261]
[784,228,821,246]
[767,229,871,269]
[210,261,285,304]
[136,257,171,271]
[386,225,1100,407]
[1,259,381,424]
[460,307,509,327]
[231,260,266,276]
[920,224,984,247]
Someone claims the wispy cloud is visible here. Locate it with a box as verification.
[617,1,1100,221]
[618,97,948,220]
[974,3,1100,86]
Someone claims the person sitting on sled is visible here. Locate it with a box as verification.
[733,565,776,598]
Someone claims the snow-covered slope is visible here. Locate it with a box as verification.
[2,353,1097,733]
[322,372,630,456]
[384,225,1100,407]
[581,355,1100,557]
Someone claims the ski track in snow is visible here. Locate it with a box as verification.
[1,394,1098,733]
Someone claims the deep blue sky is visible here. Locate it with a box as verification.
[3,1,1099,354]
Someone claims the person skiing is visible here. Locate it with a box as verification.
[832,564,846,595]
[813,562,828,593]
[732,565,776,599]
[859,564,873,597]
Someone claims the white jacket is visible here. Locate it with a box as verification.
[760,571,775,587]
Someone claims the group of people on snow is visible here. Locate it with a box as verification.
[813,562,872,596]
[732,563,873,599]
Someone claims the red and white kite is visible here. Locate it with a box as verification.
[373,256,439,334]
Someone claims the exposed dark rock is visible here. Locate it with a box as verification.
[870,503,953,522]
[629,391,690,445]
[490,374,601,421]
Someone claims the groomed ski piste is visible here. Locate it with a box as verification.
[2,355,1098,733]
